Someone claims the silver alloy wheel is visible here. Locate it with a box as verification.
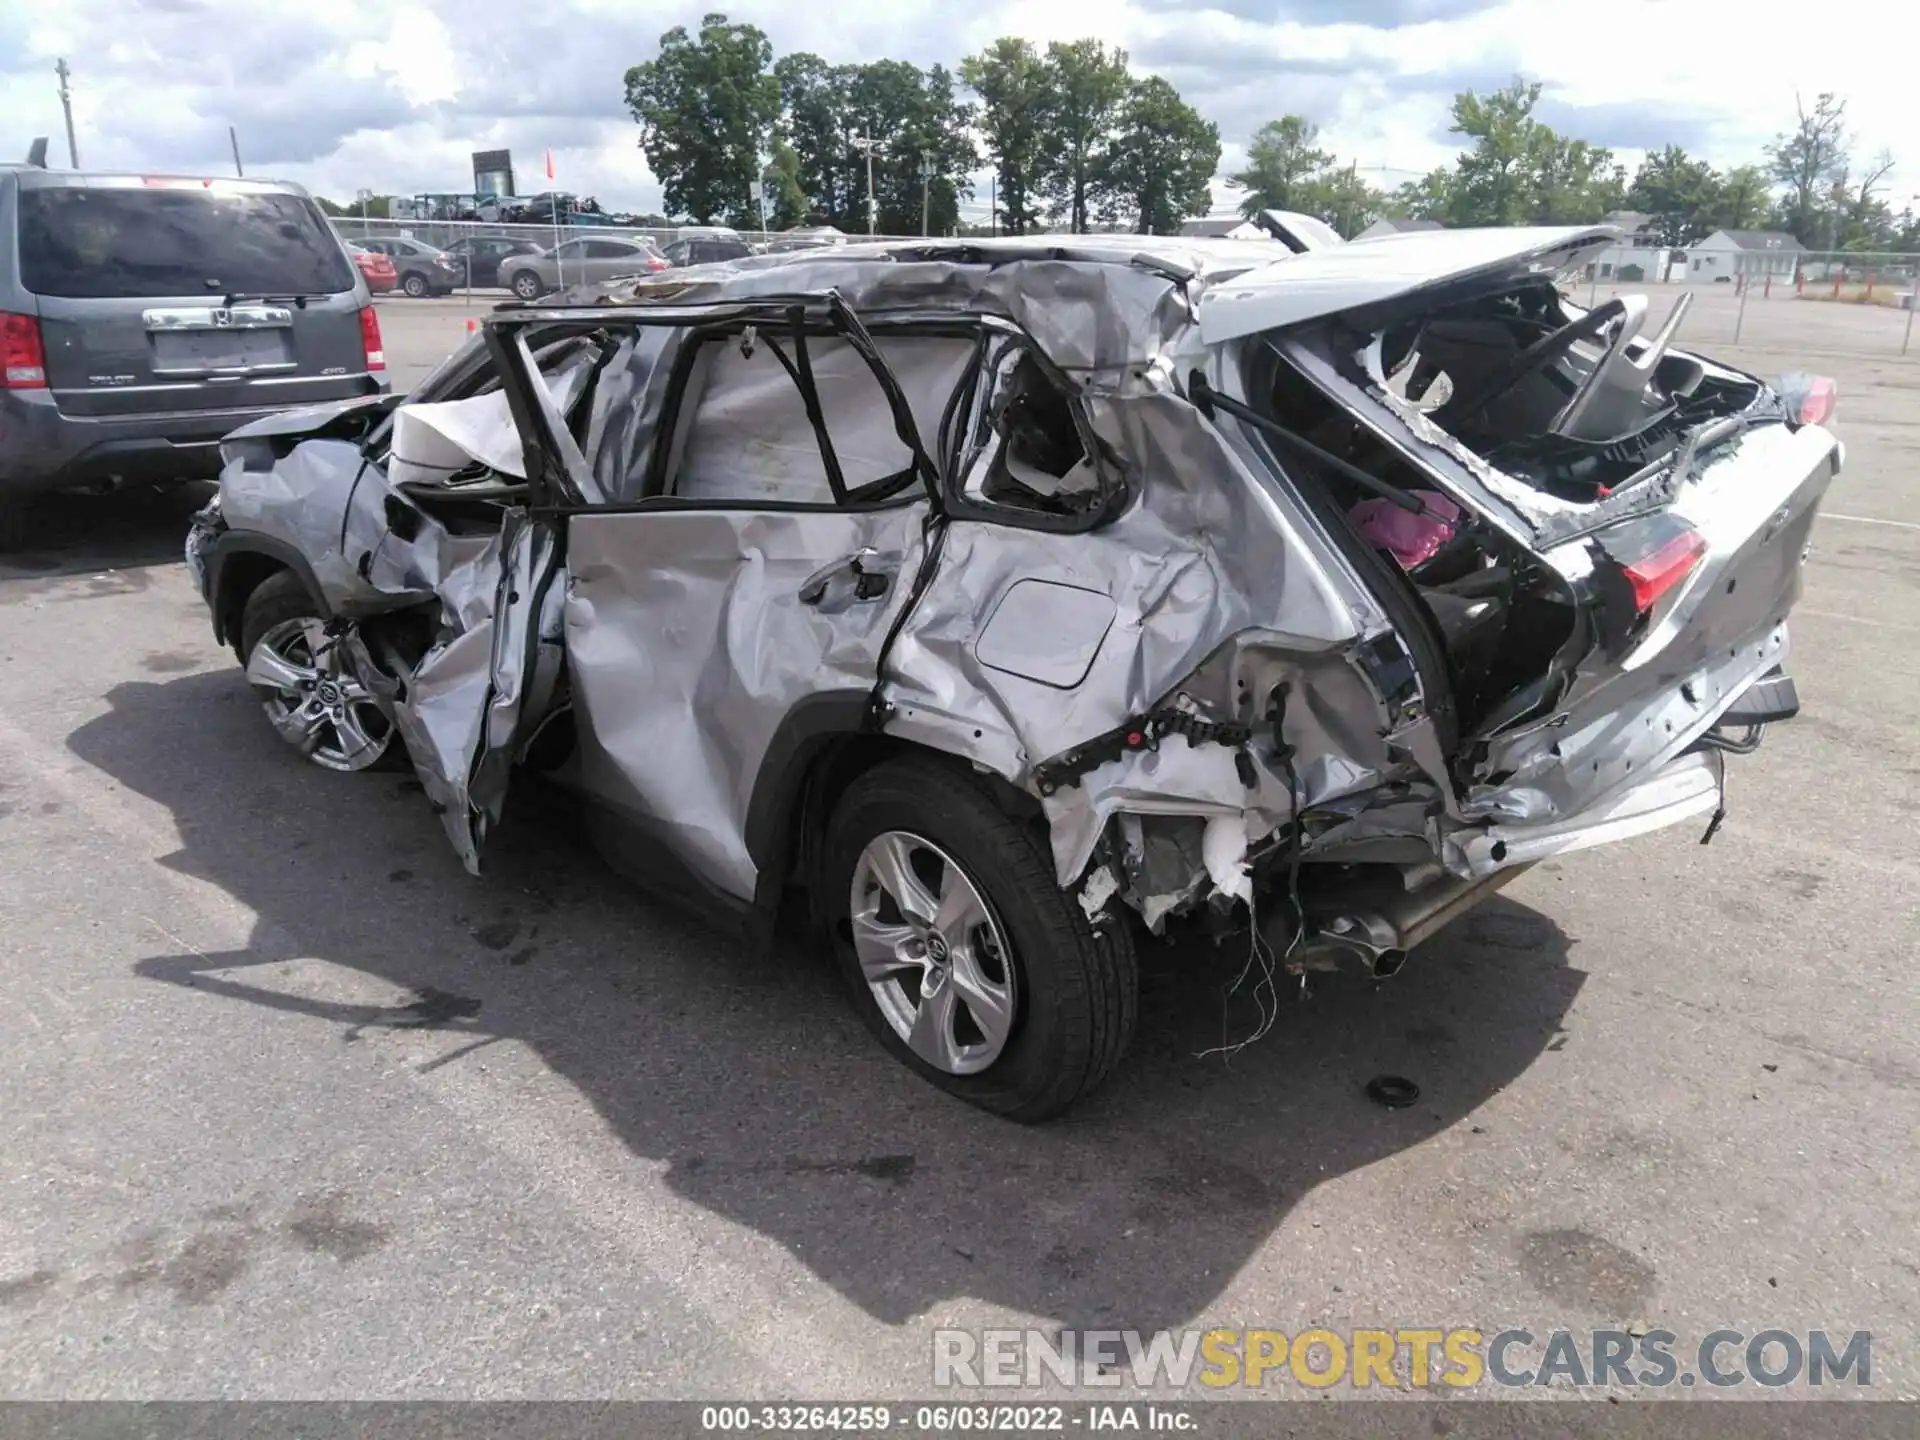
[513,271,542,299]
[245,617,393,772]
[849,830,1017,1075]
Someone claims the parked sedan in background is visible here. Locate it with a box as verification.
[661,234,754,267]
[440,235,544,290]
[356,237,461,297]
[499,236,669,299]
[345,241,398,294]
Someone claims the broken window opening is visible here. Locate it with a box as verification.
[658,325,976,509]
[1246,341,1577,738]
[957,342,1118,524]
[1358,280,1765,506]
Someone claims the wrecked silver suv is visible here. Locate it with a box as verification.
[186,228,1838,1120]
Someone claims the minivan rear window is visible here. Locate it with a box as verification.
[16,186,356,300]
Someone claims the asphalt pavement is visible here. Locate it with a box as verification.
[0,295,1914,1401]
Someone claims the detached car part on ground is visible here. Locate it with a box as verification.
[186,228,1839,1120]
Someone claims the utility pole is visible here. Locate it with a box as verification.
[229,126,244,178]
[989,173,996,237]
[920,150,934,237]
[851,134,879,236]
[54,59,79,168]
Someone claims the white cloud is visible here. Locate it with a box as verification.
[0,0,1908,221]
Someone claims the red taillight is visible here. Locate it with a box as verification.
[1776,371,1838,426]
[358,306,385,372]
[2,311,47,389]
[1798,375,1837,425]
[1623,528,1707,612]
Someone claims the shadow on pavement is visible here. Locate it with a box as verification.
[0,485,213,581]
[72,671,1583,1333]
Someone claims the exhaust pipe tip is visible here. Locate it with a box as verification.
[1369,948,1409,980]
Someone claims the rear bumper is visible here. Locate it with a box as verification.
[1448,749,1725,878]
[0,383,388,496]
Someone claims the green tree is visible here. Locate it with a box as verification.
[1230,116,1333,215]
[1095,76,1218,234]
[762,139,809,229]
[961,38,1051,234]
[625,13,780,225]
[1766,92,1850,247]
[1034,39,1131,232]
[1704,163,1768,234]
[1528,133,1623,222]
[1838,148,1897,250]
[913,64,979,236]
[774,52,859,228]
[862,62,977,235]
[1309,164,1387,237]
[1399,79,1622,226]
[1446,80,1548,225]
[1391,167,1457,221]
[1628,146,1718,244]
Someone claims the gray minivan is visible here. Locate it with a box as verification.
[1,164,389,534]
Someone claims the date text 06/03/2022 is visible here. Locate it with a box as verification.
[699,1405,1185,1432]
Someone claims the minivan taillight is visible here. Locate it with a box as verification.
[359,306,385,371]
[2,311,47,389]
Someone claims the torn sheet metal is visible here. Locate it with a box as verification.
[597,235,1299,376]
[879,367,1430,887]
[389,349,597,488]
[387,510,565,873]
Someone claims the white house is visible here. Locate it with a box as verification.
[1685,230,1804,285]
[1585,210,1685,283]
[1354,217,1443,240]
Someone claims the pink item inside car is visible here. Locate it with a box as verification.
[1349,490,1462,570]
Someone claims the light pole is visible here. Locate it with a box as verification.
[54,58,79,168]
[920,150,934,237]
[851,134,880,236]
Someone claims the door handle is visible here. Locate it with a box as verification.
[798,549,894,608]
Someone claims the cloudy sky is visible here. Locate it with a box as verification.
[2,0,1911,222]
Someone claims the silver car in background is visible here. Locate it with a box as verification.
[185,229,1837,1119]
[498,236,671,299]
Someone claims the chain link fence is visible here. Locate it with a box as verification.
[337,214,1920,359]
[329,215,929,295]
[1573,250,1920,358]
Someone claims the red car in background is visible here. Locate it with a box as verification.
[346,241,398,295]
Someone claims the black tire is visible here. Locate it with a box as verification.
[820,756,1138,1122]
[239,571,405,772]
[0,497,35,554]
[510,270,544,301]
[239,569,319,665]
[401,272,429,298]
